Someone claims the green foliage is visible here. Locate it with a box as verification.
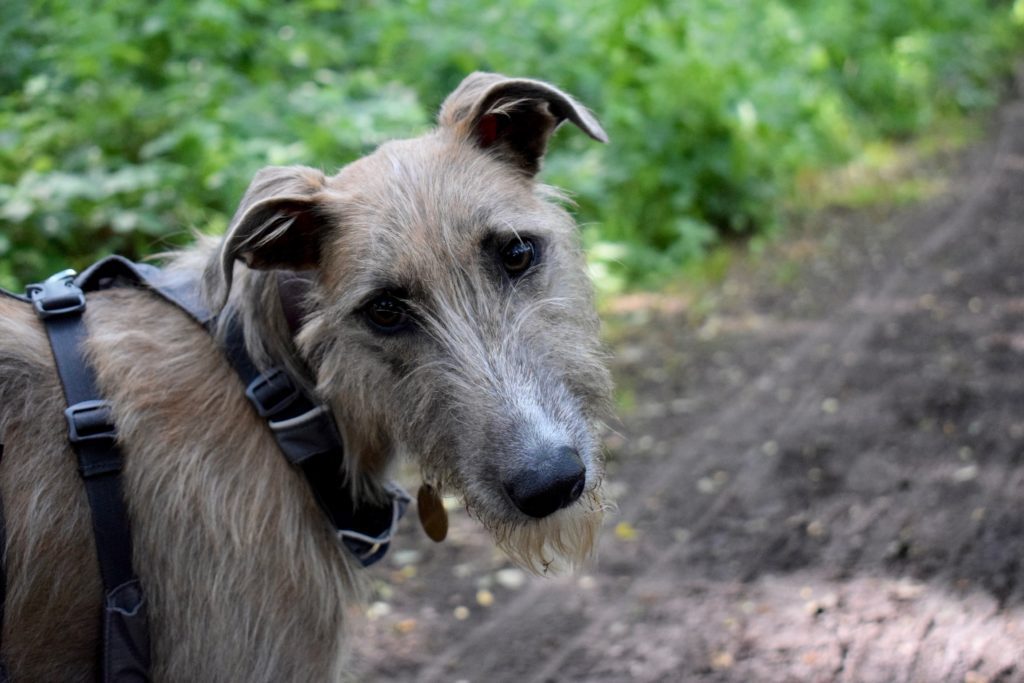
[1,0,1020,290]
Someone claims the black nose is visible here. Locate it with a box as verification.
[503,446,586,519]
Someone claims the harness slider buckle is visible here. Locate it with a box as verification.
[66,400,118,445]
[245,368,300,418]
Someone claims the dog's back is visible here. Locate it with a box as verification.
[0,287,357,680]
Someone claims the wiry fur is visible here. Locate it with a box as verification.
[0,72,612,679]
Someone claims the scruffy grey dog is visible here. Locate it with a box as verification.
[0,72,612,680]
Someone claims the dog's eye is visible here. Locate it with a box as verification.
[363,295,411,333]
[500,238,537,276]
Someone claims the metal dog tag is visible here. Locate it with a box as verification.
[417,483,448,543]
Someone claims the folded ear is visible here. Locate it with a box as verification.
[208,165,327,304]
[438,72,607,175]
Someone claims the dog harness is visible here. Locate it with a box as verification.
[0,257,409,681]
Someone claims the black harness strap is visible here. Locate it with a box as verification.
[222,319,407,565]
[0,257,409,679]
[26,270,151,682]
[74,256,214,330]
[64,257,407,563]
[79,258,408,564]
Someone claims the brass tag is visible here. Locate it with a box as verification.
[417,483,448,543]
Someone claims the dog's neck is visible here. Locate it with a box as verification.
[185,247,393,491]
[210,266,318,394]
[276,271,313,339]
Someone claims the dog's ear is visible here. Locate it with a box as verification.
[438,72,607,175]
[208,165,327,304]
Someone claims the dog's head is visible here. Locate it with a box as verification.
[208,73,613,572]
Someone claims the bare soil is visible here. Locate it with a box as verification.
[351,78,1024,683]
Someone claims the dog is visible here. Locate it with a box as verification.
[0,72,613,680]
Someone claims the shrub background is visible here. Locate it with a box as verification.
[1,0,1021,290]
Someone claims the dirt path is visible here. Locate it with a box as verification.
[351,78,1024,683]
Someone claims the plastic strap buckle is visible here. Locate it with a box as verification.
[267,405,339,465]
[27,269,86,319]
[337,483,411,567]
